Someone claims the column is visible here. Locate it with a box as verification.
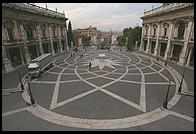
[154,22,161,56]
[64,26,69,51]
[164,20,174,60]
[145,24,151,53]
[58,26,63,53]
[20,24,31,64]
[178,19,193,66]
[48,25,55,55]
[139,25,144,51]
[36,24,44,55]
[186,47,193,67]
[2,45,14,72]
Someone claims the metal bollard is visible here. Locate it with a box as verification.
[163,80,171,109]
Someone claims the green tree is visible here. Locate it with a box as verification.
[116,36,125,46]
[67,21,74,47]
[82,35,91,47]
[126,26,142,51]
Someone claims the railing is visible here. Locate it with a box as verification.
[4,3,66,18]
[173,37,184,42]
[3,39,23,45]
[143,3,193,17]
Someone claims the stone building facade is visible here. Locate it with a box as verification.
[2,3,69,73]
[140,3,194,67]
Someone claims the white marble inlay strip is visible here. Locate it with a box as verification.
[99,88,144,112]
[168,110,194,122]
[56,88,99,109]
[2,107,30,117]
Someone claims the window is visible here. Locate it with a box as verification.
[52,27,56,37]
[42,29,46,39]
[177,22,185,39]
[146,29,148,36]
[153,28,156,36]
[7,28,14,41]
[26,26,33,40]
[164,28,167,37]
[61,28,64,37]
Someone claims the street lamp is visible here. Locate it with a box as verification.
[28,82,35,105]
[18,72,24,92]
[163,80,171,109]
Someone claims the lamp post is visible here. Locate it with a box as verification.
[18,73,24,92]
[28,82,35,105]
[163,80,171,109]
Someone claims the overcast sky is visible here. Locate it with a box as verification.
[35,3,162,32]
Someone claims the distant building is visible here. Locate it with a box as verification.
[2,3,69,72]
[74,26,101,45]
[140,3,194,67]
[111,32,123,45]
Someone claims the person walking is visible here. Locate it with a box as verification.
[88,62,92,69]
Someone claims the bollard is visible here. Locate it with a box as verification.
[18,73,24,92]
[28,82,35,105]
[163,80,171,109]
[178,67,185,93]
[165,59,167,66]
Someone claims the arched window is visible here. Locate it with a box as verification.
[163,23,169,37]
[41,25,46,39]
[25,25,33,40]
[153,24,157,36]
[52,26,56,37]
[177,22,185,39]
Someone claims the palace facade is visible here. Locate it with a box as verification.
[140,3,194,67]
[2,3,69,73]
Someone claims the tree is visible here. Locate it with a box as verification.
[82,35,91,47]
[126,26,142,51]
[67,21,74,47]
[116,36,125,46]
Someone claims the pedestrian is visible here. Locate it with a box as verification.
[71,53,72,57]
[88,62,92,69]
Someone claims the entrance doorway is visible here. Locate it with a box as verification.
[151,41,156,54]
[172,45,182,61]
[160,43,167,57]
[8,47,22,67]
[53,42,58,53]
[43,43,49,53]
[144,40,147,51]
[28,45,38,60]
[62,40,65,50]
[190,48,194,66]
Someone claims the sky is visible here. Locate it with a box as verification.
[34,3,162,32]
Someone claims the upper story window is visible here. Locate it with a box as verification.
[60,27,64,37]
[25,25,33,40]
[153,29,156,36]
[42,29,46,39]
[177,22,185,39]
[153,24,157,36]
[4,21,15,41]
[163,23,169,37]
[145,28,148,36]
[41,25,46,39]
[52,26,56,37]
[7,28,14,41]
[163,28,167,37]
[145,25,149,36]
